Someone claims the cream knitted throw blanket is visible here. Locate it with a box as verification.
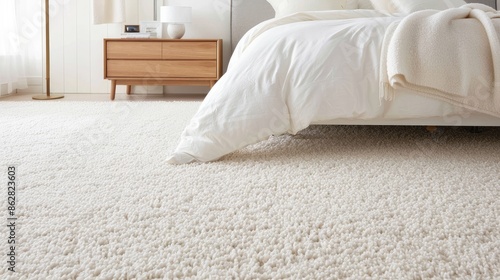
[380,4,500,117]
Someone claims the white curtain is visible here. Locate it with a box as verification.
[0,0,28,96]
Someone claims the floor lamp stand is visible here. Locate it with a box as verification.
[33,0,64,100]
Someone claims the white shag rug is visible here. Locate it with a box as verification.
[0,101,499,279]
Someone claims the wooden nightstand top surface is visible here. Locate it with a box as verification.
[104,38,222,42]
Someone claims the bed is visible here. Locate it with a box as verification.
[168,0,500,164]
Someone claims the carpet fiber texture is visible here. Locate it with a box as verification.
[0,101,499,279]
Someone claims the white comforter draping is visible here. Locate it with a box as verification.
[381,4,500,117]
[166,9,470,164]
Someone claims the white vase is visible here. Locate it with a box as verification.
[167,24,185,39]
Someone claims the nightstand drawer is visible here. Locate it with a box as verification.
[107,60,217,78]
[107,42,162,59]
[162,42,217,60]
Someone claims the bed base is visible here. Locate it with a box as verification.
[313,113,500,126]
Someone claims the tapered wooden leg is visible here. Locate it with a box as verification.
[126,85,132,95]
[110,80,117,100]
[209,80,216,88]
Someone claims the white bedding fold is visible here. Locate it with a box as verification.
[381,3,500,117]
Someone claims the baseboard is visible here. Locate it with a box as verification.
[14,77,43,94]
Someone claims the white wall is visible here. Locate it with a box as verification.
[30,0,230,95]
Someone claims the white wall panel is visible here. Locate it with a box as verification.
[63,0,78,93]
[89,24,108,94]
[76,0,91,93]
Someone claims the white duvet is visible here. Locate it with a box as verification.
[167,10,460,164]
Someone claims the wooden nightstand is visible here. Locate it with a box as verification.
[104,39,222,100]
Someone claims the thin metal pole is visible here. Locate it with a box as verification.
[154,0,157,21]
[32,0,63,100]
[45,0,50,96]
